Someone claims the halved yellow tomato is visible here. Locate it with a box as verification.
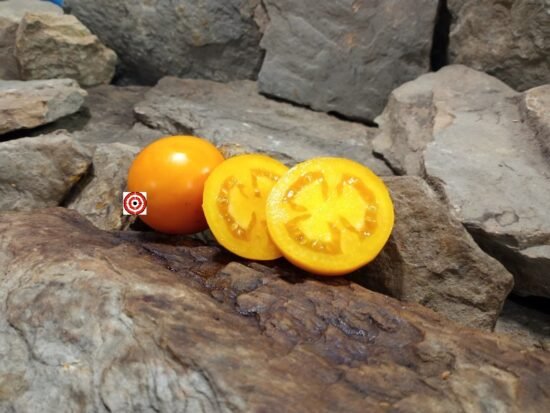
[266,158,394,275]
[203,154,289,260]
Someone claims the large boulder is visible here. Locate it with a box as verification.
[0,0,62,80]
[64,0,264,84]
[135,77,391,175]
[0,132,92,211]
[448,0,550,91]
[258,0,439,121]
[0,208,549,412]
[373,65,550,298]
[15,13,117,87]
[356,177,514,330]
[67,142,140,231]
[0,78,86,135]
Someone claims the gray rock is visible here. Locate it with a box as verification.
[519,85,550,157]
[258,0,439,121]
[0,131,92,211]
[0,0,62,80]
[0,208,549,412]
[44,85,164,147]
[0,78,86,135]
[67,143,140,231]
[0,0,62,21]
[73,85,150,144]
[0,17,18,80]
[64,0,264,84]
[10,85,164,147]
[120,122,165,148]
[355,176,514,330]
[15,13,117,87]
[135,77,391,175]
[495,299,550,352]
[373,65,550,298]
[448,0,550,91]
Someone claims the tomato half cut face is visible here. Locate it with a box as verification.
[203,154,289,260]
[266,158,394,275]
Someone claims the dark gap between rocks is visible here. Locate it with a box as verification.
[327,111,378,128]
[372,151,401,175]
[430,0,451,71]
[509,294,550,316]
[0,108,91,143]
[60,162,95,207]
[252,48,267,81]
[259,91,378,127]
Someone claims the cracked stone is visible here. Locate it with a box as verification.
[0,131,92,212]
[64,0,264,84]
[15,13,117,87]
[258,0,439,121]
[354,176,514,330]
[0,78,86,135]
[135,77,391,175]
[67,142,140,231]
[373,65,550,298]
[0,208,548,412]
[0,0,63,80]
[36,84,164,147]
[448,0,550,91]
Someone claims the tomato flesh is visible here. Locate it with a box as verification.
[266,158,394,275]
[203,154,289,260]
[127,135,224,234]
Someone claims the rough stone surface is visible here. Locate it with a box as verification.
[0,78,86,135]
[0,17,19,80]
[67,143,140,231]
[373,65,550,298]
[0,0,62,20]
[448,0,550,91]
[0,0,63,80]
[495,299,550,352]
[15,13,117,87]
[0,208,549,412]
[354,177,514,330]
[38,85,164,147]
[520,84,550,156]
[258,0,439,121]
[0,132,92,211]
[135,77,391,175]
[64,0,264,84]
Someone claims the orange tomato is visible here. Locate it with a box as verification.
[202,154,289,260]
[266,158,394,275]
[127,136,224,234]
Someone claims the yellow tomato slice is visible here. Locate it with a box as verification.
[203,154,289,260]
[266,158,394,275]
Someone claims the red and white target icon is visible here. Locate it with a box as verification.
[123,192,148,216]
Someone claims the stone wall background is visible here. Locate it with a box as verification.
[0,1,549,411]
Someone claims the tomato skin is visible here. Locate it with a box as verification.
[127,136,224,234]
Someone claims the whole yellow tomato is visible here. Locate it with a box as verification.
[127,135,224,234]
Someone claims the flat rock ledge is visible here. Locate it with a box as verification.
[0,208,548,413]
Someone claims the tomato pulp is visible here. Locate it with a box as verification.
[266,158,394,275]
[203,154,289,260]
